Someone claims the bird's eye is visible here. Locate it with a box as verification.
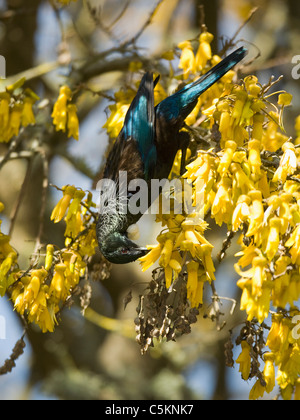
[121,248,129,254]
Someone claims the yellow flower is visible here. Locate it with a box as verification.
[64,210,84,243]
[251,255,267,296]
[49,263,67,302]
[263,352,276,393]
[159,239,173,267]
[183,151,216,188]
[187,261,199,306]
[285,225,300,265]
[195,32,213,71]
[278,93,293,106]
[0,252,17,296]
[52,85,72,134]
[230,163,254,195]
[66,189,85,221]
[272,256,293,307]
[24,273,40,302]
[249,379,265,400]
[248,139,261,176]
[278,344,300,388]
[0,92,10,138]
[266,314,283,353]
[21,97,36,127]
[211,177,233,226]
[232,195,251,231]
[268,316,290,363]
[28,293,57,333]
[168,149,182,179]
[8,104,22,139]
[252,112,264,141]
[103,100,130,139]
[45,244,55,271]
[197,244,215,282]
[265,217,282,261]
[273,142,297,183]
[255,286,271,323]
[51,185,76,223]
[262,111,288,152]
[187,262,206,308]
[236,341,251,380]
[231,89,248,125]
[280,383,294,400]
[67,104,79,140]
[295,378,300,400]
[178,41,196,80]
[165,251,182,289]
[217,140,237,176]
[237,262,271,324]
[246,190,264,237]
[76,225,97,257]
[235,243,259,268]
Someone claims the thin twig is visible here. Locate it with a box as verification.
[217,231,236,263]
[0,128,27,171]
[219,7,258,55]
[0,332,26,376]
[287,175,300,184]
[0,150,35,166]
[86,1,117,41]
[121,0,165,49]
[110,0,131,28]
[209,281,226,331]
[86,0,131,43]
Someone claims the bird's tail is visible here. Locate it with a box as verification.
[185,46,247,96]
[156,46,247,122]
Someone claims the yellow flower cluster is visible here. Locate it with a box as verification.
[87,31,300,398]
[0,203,18,297]
[180,75,300,321]
[0,78,39,143]
[178,32,214,80]
[140,212,215,308]
[266,313,300,399]
[7,187,97,333]
[236,313,300,400]
[50,185,97,252]
[52,86,79,140]
[180,70,300,398]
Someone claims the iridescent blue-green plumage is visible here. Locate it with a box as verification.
[97,47,247,264]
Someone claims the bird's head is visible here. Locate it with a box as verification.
[99,232,149,264]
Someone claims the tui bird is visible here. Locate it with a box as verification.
[97,46,247,264]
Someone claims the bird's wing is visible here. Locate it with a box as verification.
[155,46,247,126]
[120,72,157,180]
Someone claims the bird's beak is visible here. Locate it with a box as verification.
[135,247,149,257]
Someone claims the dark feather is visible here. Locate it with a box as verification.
[121,72,157,180]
